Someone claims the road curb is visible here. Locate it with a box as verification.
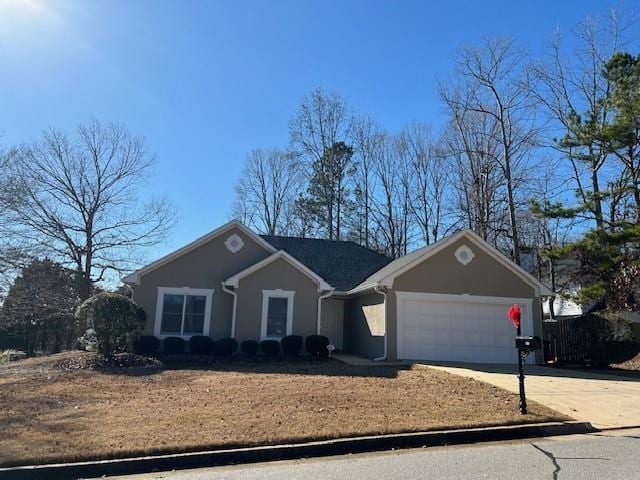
[0,421,595,480]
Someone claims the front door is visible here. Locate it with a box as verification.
[320,298,344,350]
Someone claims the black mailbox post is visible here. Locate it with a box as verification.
[507,304,542,415]
[515,336,542,351]
[514,335,542,415]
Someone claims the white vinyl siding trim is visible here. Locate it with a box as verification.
[154,287,214,338]
[260,289,295,340]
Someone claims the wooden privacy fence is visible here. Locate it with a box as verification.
[543,315,596,365]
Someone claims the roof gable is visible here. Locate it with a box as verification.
[352,230,553,296]
[223,250,332,291]
[123,220,276,285]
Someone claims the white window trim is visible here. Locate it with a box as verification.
[154,286,214,339]
[261,289,295,341]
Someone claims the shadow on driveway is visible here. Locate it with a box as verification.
[416,361,640,382]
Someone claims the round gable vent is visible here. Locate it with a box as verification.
[225,234,244,254]
[454,244,474,266]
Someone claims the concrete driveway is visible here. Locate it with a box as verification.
[424,363,640,429]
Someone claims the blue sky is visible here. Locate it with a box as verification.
[0,0,622,263]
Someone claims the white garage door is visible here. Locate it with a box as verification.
[396,292,533,364]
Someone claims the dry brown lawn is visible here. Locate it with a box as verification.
[0,351,569,467]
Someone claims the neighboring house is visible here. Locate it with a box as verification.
[542,292,585,318]
[124,220,552,364]
[520,248,591,319]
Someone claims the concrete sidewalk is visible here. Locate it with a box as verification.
[425,363,640,429]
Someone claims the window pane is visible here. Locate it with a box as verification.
[161,294,184,334]
[183,295,206,334]
[266,297,288,338]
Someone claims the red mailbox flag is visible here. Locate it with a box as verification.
[507,304,521,329]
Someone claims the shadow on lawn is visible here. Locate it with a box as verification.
[94,355,416,379]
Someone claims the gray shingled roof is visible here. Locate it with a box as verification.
[261,236,392,291]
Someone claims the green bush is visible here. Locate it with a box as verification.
[164,336,186,354]
[305,334,330,357]
[213,338,238,357]
[241,340,259,355]
[133,335,160,355]
[75,293,146,356]
[260,339,280,357]
[281,335,303,356]
[189,335,214,355]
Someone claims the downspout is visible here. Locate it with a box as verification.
[373,286,388,362]
[221,283,238,338]
[316,289,335,335]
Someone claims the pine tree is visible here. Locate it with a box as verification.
[299,142,355,240]
[533,51,640,306]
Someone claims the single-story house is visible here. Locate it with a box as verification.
[124,220,552,364]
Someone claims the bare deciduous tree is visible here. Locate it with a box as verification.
[350,116,383,247]
[289,87,351,163]
[289,87,353,239]
[528,11,634,229]
[3,119,176,299]
[398,123,453,245]
[0,145,27,298]
[232,148,303,235]
[444,37,538,264]
[440,86,507,246]
[370,134,411,257]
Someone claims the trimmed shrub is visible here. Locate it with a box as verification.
[260,339,280,357]
[213,338,239,357]
[241,340,260,356]
[305,334,330,357]
[189,335,214,355]
[281,335,303,356]
[133,335,160,355]
[163,336,186,354]
[75,293,146,356]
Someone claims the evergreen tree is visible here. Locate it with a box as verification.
[299,142,355,240]
[1,259,81,353]
[533,50,640,305]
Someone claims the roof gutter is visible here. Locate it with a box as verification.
[373,285,388,362]
[344,284,379,296]
[316,289,335,335]
[221,283,238,338]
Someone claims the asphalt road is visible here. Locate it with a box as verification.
[110,429,640,480]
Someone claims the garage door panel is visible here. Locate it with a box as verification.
[397,293,532,364]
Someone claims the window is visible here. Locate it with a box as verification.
[266,297,288,337]
[261,290,294,340]
[155,287,213,337]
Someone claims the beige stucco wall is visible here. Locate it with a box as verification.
[132,226,272,339]
[386,237,539,361]
[343,291,385,358]
[234,257,321,343]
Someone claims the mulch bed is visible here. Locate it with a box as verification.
[52,351,330,371]
[54,352,164,371]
